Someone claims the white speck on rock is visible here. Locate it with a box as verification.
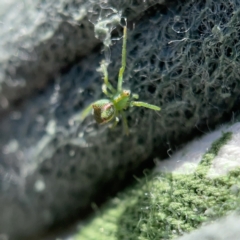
[34,179,45,192]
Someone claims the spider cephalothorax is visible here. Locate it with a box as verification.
[81,25,160,135]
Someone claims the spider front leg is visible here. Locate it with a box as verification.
[102,84,113,98]
[130,101,161,111]
[101,61,116,95]
[117,26,127,92]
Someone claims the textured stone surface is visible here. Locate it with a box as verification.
[0,0,98,116]
[0,0,166,116]
[177,214,240,240]
[0,0,240,239]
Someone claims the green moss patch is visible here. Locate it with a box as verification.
[76,132,240,239]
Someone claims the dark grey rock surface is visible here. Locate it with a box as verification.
[0,0,98,116]
[0,0,240,239]
[0,0,165,115]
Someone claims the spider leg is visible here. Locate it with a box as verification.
[102,84,113,98]
[117,26,127,92]
[101,61,116,94]
[130,101,161,111]
[121,111,129,135]
[132,93,139,99]
[109,116,119,129]
[72,102,93,122]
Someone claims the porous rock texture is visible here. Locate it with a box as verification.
[0,0,240,239]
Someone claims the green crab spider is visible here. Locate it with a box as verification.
[80,26,160,135]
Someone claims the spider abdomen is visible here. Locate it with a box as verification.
[92,99,115,124]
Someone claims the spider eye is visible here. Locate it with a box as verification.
[92,99,115,124]
[123,90,131,96]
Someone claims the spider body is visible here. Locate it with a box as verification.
[92,89,131,124]
[81,25,160,135]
